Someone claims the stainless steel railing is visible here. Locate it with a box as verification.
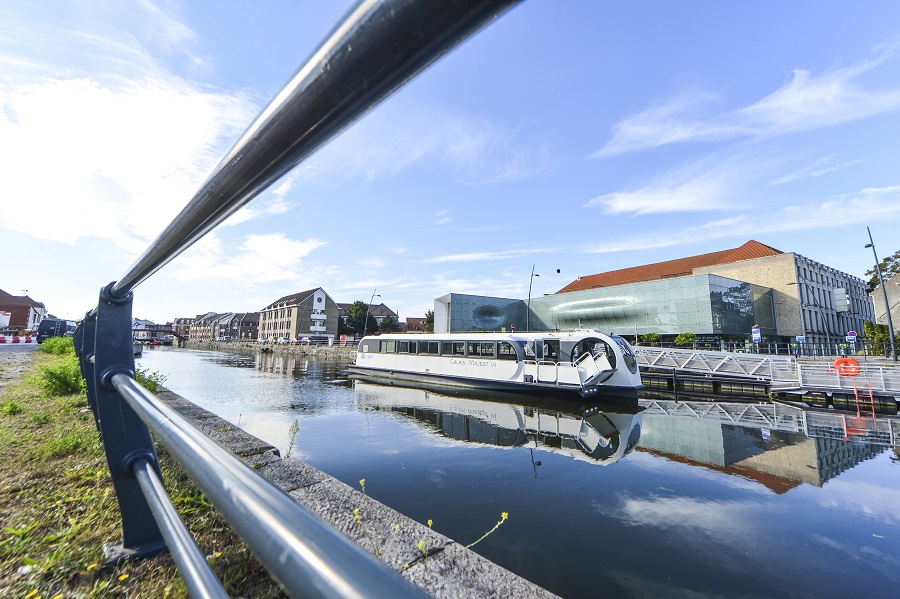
[74,1,521,596]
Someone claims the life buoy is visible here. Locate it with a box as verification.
[834,357,860,377]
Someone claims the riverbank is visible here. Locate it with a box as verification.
[184,339,358,360]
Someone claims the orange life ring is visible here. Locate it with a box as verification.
[834,357,860,377]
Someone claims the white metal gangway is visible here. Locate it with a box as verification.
[634,347,798,381]
[633,347,900,394]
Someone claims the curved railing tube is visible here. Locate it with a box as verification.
[112,0,519,297]
[110,373,427,599]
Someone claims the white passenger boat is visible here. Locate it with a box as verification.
[350,329,643,400]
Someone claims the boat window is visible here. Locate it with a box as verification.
[467,341,495,357]
[452,342,465,356]
[498,342,518,360]
[441,341,454,355]
[381,340,396,353]
[407,341,417,354]
[399,341,409,353]
[427,341,439,355]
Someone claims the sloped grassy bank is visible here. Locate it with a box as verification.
[0,339,283,598]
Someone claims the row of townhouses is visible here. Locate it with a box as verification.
[153,287,423,345]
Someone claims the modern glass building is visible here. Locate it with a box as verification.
[433,240,875,351]
[434,274,776,340]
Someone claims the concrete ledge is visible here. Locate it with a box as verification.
[156,389,558,598]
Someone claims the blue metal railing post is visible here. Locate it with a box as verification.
[75,311,100,424]
[92,282,166,562]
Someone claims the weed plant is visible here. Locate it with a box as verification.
[1,348,284,597]
[38,337,75,356]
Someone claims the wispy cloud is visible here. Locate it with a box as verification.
[421,247,555,264]
[585,154,766,215]
[303,103,557,187]
[594,40,900,157]
[770,154,862,186]
[583,186,900,254]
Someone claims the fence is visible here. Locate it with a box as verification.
[73,1,519,596]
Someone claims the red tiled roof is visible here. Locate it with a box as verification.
[558,240,782,294]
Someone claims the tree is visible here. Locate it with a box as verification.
[343,301,379,337]
[864,248,900,293]
[379,314,401,333]
[424,309,434,333]
[641,332,660,344]
[674,332,696,346]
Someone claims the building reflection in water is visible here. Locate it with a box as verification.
[353,382,643,466]
[639,399,897,490]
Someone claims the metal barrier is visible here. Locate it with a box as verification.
[73,1,519,596]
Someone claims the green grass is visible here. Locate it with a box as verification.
[0,351,284,597]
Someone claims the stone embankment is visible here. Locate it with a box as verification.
[184,340,358,360]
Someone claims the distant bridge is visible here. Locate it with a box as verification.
[132,328,185,342]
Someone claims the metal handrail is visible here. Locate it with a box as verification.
[75,0,523,596]
[112,374,424,598]
[111,0,519,298]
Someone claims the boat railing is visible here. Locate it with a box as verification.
[71,1,519,596]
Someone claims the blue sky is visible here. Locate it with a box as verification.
[2,1,900,324]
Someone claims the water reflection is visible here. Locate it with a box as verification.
[639,399,894,490]
[354,382,643,465]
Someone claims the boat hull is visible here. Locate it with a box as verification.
[348,365,641,402]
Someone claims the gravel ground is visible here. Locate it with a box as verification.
[0,344,38,393]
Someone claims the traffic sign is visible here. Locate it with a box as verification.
[796,335,805,342]
[751,329,762,342]
[846,330,857,339]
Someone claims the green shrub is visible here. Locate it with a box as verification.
[2,401,24,415]
[39,336,76,355]
[136,367,167,393]
[674,332,696,345]
[31,353,86,396]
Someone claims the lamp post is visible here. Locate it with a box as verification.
[865,227,897,361]
[362,290,380,338]
[526,266,539,332]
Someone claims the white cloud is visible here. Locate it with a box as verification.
[594,40,900,156]
[170,232,326,285]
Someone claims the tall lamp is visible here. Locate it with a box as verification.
[866,227,897,361]
[527,266,539,332]
[362,290,380,338]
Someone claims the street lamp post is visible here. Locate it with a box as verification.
[866,227,897,361]
[526,266,539,332]
[362,290,380,338]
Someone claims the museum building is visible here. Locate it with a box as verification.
[434,240,875,350]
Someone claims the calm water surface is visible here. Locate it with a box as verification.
[138,346,900,598]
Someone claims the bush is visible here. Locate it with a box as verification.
[31,353,86,396]
[136,367,167,393]
[39,336,75,355]
[674,332,696,345]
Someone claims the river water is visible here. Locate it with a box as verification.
[138,346,900,599]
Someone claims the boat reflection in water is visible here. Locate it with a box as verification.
[352,380,643,465]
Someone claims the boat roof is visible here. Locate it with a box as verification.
[360,329,617,343]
